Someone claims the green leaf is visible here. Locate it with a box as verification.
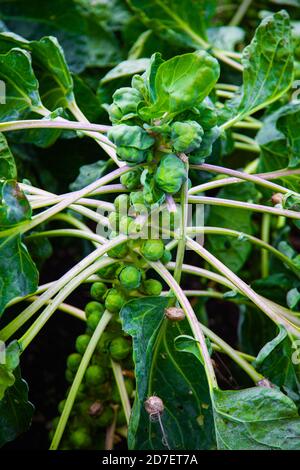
[254,326,300,406]
[0,368,34,448]
[0,341,21,400]
[128,0,216,47]
[120,297,215,450]
[0,33,75,107]
[221,11,294,125]
[0,133,17,180]
[212,387,300,449]
[69,160,110,191]
[0,48,43,121]
[0,0,122,73]
[238,307,276,356]
[139,51,220,120]
[0,235,39,315]
[0,181,31,229]
[277,103,300,168]
[206,183,256,272]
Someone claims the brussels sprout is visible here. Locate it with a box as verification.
[170,120,203,153]
[97,407,114,428]
[155,154,187,194]
[141,239,164,261]
[97,264,119,279]
[119,265,142,289]
[58,399,66,414]
[90,282,107,300]
[75,334,91,355]
[109,337,131,360]
[130,190,144,209]
[87,311,103,331]
[108,125,154,164]
[96,331,115,354]
[85,301,104,318]
[142,279,163,296]
[117,146,152,164]
[108,212,120,231]
[196,98,218,129]
[141,169,165,207]
[69,429,92,449]
[85,365,107,386]
[112,378,134,403]
[105,288,126,313]
[161,249,172,265]
[120,169,142,190]
[119,215,134,234]
[107,242,129,259]
[67,353,82,372]
[109,87,143,123]
[114,194,129,211]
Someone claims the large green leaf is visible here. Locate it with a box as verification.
[206,183,256,273]
[0,368,34,448]
[120,297,215,450]
[0,182,38,315]
[220,11,294,125]
[139,51,220,121]
[254,326,300,406]
[128,0,216,47]
[0,180,32,229]
[0,0,122,73]
[0,48,43,121]
[212,387,300,449]
[0,235,39,315]
[0,133,17,179]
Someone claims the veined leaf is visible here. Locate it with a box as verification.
[0,133,17,180]
[120,297,215,450]
[0,48,44,121]
[220,11,294,126]
[213,387,300,449]
[0,33,75,107]
[0,181,31,229]
[0,182,38,314]
[128,0,216,47]
[139,51,220,121]
[0,368,34,448]
[0,235,39,315]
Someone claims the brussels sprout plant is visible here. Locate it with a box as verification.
[1,0,300,452]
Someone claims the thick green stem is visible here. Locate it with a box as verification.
[188,195,300,220]
[186,237,300,337]
[261,214,271,277]
[0,167,130,239]
[147,260,218,391]
[18,256,114,350]
[50,310,112,450]
[111,360,131,425]
[200,324,263,383]
[0,235,126,341]
[187,226,297,275]
[173,160,189,285]
[229,0,253,26]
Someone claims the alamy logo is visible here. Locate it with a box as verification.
[0,80,6,104]
[96,202,205,248]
